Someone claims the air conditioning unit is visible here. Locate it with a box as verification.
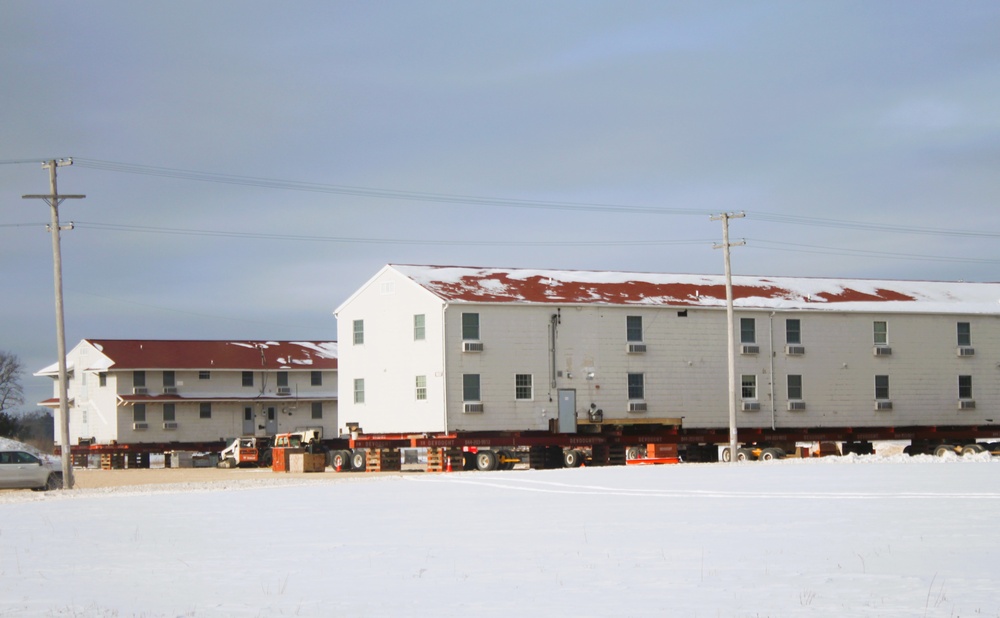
[132,422,148,430]
[875,400,893,411]
[787,401,807,411]
[627,343,647,353]
[958,347,975,357]
[741,401,760,411]
[873,346,892,356]
[163,422,178,430]
[628,402,647,412]
[163,386,178,394]
[277,386,292,396]
[463,402,484,413]
[463,341,484,352]
[960,400,976,410]
[132,387,148,395]
[741,345,760,355]
[785,345,805,356]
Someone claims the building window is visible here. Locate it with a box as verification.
[627,373,644,400]
[353,319,364,345]
[415,375,427,400]
[277,372,288,387]
[740,318,756,344]
[133,371,146,388]
[787,375,803,400]
[786,319,801,345]
[133,404,146,423]
[874,321,888,346]
[311,371,322,386]
[99,372,107,387]
[957,322,971,347]
[311,402,323,419]
[199,403,212,419]
[414,314,426,341]
[462,313,480,340]
[959,375,973,399]
[242,371,254,387]
[353,379,365,404]
[626,316,643,342]
[199,371,211,380]
[463,374,481,402]
[875,375,890,400]
[163,403,175,423]
[163,371,175,388]
[244,407,253,423]
[515,374,533,400]
[741,375,757,400]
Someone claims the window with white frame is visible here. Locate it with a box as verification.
[785,319,801,345]
[133,371,146,388]
[626,316,643,342]
[463,374,481,402]
[199,370,211,380]
[353,379,365,404]
[311,371,322,386]
[99,372,107,387]
[741,375,757,399]
[199,402,212,419]
[740,318,756,344]
[277,371,288,387]
[415,375,427,401]
[311,401,323,419]
[414,314,426,341]
[874,375,890,400]
[627,373,644,400]
[515,374,533,400]
[462,313,480,340]
[353,320,364,345]
[133,404,146,423]
[787,375,803,400]
[163,403,175,423]
[874,321,888,346]
[163,371,175,388]
[957,322,971,347]
[959,375,973,399]
[242,371,254,387]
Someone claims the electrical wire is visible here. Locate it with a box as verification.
[746,238,1000,265]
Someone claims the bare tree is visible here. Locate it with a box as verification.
[0,350,25,415]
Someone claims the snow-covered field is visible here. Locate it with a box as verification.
[1,453,998,617]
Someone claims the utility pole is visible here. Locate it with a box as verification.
[23,158,85,489]
[711,212,745,464]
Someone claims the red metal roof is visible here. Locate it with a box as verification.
[83,340,338,371]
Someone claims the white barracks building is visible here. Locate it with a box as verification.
[38,339,339,447]
[335,264,1000,437]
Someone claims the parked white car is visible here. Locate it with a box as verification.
[0,449,62,491]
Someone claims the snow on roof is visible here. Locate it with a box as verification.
[42,340,338,373]
[390,264,1000,314]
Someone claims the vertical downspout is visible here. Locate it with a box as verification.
[768,312,776,430]
[441,303,449,432]
[549,311,559,392]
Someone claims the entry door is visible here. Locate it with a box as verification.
[557,389,577,433]
[242,407,254,435]
[266,407,277,434]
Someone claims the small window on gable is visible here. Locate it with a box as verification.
[415,375,427,401]
[414,314,426,341]
[353,320,364,345]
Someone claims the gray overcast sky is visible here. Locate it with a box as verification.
[3,1,1000,409]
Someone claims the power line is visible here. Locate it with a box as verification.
[746,238,1000,265]
[71,221,715,247]
[749,212,1000,239]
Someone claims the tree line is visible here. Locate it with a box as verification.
[1,349,55,451]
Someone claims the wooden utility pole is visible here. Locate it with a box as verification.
[23,158,85,489]
[711,212,745,463]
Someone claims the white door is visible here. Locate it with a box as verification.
[242,407,254,435]
[558,389,577,433]
[266,407,277,434]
